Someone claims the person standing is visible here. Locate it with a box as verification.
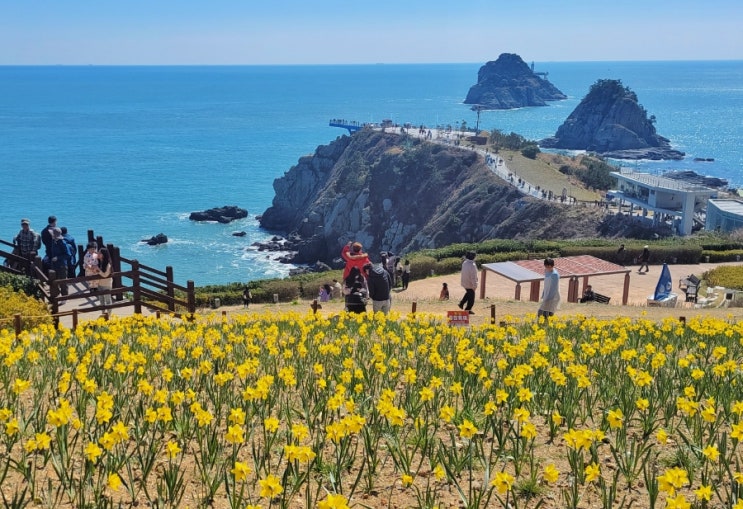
[60,227,77,277]
[12,219,41,271]
[41,215,57,258]
[616,243,626,266]
[364,262,392,314]
[96,248,113,309]
[242,285,252,308]
[638,245,650,273]
[401,259,411,290]
[341,242,370,280]
[49,228,72,297]
[318,284,331,303]
[83,242,100,290]
[331,279,343,299]
[538,258,560,322]
[458,251,478,314]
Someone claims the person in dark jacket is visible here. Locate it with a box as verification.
[49,228,72,296]
[343,266,367,314]
[364,262,392,314]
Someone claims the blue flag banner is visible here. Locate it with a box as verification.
[654,263,673,300]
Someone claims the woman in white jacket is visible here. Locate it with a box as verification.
[538,258,560,322]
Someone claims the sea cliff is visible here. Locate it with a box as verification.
[260,129,609,266]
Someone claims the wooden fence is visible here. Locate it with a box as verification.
[1,230,195,328]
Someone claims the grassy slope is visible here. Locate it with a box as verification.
[499,149,602,202]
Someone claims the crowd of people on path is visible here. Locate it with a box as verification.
[8,215,114,308]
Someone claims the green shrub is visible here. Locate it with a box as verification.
[705,266,743,290]
[0,286,52,331]
[0,272,39,297]
[701,249,743,263]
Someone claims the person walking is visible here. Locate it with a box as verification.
[638,245,650,273]
[364,262,392,314]
[538,258,560,323]
[401,259,411,290]
[458,251,478,314]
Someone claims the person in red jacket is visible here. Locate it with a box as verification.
[341,241,370,280]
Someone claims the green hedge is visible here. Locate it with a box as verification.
[701,249,743,263]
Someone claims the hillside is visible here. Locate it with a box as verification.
[260,129,616,266]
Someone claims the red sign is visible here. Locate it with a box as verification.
[447,310,470,327]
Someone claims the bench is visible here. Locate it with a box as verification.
[679,274,701,303]
[594,293,611,304]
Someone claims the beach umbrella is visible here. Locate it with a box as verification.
[653,263,673,301]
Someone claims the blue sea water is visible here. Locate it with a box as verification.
[1,62,741,285]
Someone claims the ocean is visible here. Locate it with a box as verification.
[1,61,741,285]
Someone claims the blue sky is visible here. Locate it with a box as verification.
[2,0,741,64]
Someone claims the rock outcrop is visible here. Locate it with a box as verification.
[464,53,566,110]
[141,233,168,246]
[260,129,608,266]
[540,79,684,160]
[189,205,248,223]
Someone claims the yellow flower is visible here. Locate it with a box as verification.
[84,442,103,462]
[607,408,624,429]
[694,484,712,501]
[318,493,350,509]
[226,424,245,444]
[264,417,280,433]
[231,461,251,482]
[258,474,283,498]
[5,419,19,436]
[658,467,689,495]
[731,422,743,441]
[165,440,181,459]
[439,405,455,422]
[543,463,559,483]
[11,378,31,395]
[433,465,445,480]
[657,429,669,444]
[107,472,123,491]
[512,407,530,423]
[702,445,719,462]
[635,398,650,411]
[491,471,514,494]
[584,462,600,483]
[35,432,52,451]
[458,419,478,439]
[517,387,533,402]
[520,422,537,440]
[665,494,691,509]
[401,474,414,487]
[551,410,563,426]
[291,423,309,441]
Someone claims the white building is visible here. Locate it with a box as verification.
[706,199,743,233]
[608,170,717,235]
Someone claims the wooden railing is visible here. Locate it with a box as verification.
[1,230,195,326]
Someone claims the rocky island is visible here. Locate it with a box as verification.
[540,79,684,160]
[464,53,567,110]
[189,205,248,223]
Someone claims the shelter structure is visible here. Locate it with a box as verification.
[481,255,631,305]
[608,170,716,236]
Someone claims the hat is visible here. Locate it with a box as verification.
[20,218,30,225]
[52,227,63,239]
[644,245,649,249]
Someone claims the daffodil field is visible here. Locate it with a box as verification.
[2,311,743,509]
